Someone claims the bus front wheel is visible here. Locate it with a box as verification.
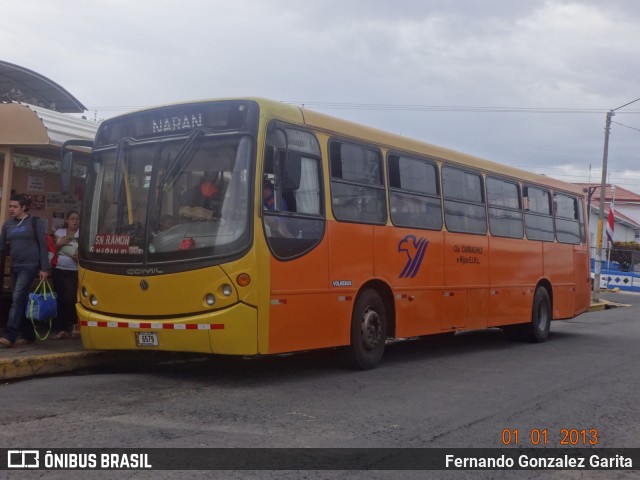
[345,289,387,370]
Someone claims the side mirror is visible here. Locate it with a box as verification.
[60,139,93,194]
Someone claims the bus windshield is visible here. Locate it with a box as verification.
[82,134,253,266]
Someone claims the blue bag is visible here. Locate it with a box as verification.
[26,280,57,340]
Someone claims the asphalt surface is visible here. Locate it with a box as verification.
[0,293,627,381]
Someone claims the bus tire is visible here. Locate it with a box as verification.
[505,287,551,343]
[345,289,387,370]
[527,287,551,342]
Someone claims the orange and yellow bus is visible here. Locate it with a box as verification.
[65,98,590,369]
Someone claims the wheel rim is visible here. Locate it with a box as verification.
[361,306,382,352]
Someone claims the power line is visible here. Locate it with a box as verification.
[286,101,640,114]
[611,120,640,133]
[291,101,640,114]
[88,102,640,115]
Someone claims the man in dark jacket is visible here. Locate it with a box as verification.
[0,194,50,347]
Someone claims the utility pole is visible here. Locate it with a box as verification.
[592,97,640,302]
[592,111,612,303]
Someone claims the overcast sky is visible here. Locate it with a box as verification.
[3,0,640,193]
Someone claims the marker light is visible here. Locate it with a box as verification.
[236,273,251,287]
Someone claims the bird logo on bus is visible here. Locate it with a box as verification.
[398,235,429,279]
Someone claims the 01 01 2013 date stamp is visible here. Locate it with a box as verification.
[501,428,600,446]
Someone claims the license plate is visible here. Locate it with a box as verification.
[135,332,159,347]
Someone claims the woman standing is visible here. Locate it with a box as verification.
[0,194,50,347]
[52,210,80,339]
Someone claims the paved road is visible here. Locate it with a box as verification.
[0,292,638,479]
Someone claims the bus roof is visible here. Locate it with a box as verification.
[107,97,585,197]
[248,97,584,197]
[296,104,584,197]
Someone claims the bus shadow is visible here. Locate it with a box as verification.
[91,327,582,386]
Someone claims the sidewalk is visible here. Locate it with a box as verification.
[0,336,112,381]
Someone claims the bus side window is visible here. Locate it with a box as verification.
[329,140,386,225]
[262,126,325,260]
[442,165,487,234]
[487,176,523,238]
[388,153,442,230]
[523,186,555,242]
[554,193,581,244]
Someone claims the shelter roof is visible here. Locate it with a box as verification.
[0,60,86,113]
[0,102,97,147]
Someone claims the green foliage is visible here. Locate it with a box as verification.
[612,241,640,251]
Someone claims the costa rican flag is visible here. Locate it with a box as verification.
[606,202,615,244]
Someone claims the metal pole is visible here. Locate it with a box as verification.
[607,185,616,268]
[592,97,640,302]
[592,111,612,302]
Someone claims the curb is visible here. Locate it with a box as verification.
[588,302,607,312]
[0,350,198,382]
[0,351,111,381]
[588,300,630,312]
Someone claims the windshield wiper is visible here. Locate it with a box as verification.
[157,128,206,190]
[113,138,135,224]
[113,138,130,203]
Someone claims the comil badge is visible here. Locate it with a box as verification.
[398,235,429,279]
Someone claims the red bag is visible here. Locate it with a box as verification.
[46,234,58,268]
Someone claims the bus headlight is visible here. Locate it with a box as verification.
[90,295,98,306]
[221,284,233,297]
[205,293,216,306]
[82,286,88,298]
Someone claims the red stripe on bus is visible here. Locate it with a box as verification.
[81,321,224,330]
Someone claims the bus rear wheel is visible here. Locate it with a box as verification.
[345,289,387,370]
[504,287,551,342]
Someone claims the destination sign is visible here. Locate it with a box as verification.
[94,100,256,147]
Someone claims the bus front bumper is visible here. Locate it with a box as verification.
[76,303,258,355]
